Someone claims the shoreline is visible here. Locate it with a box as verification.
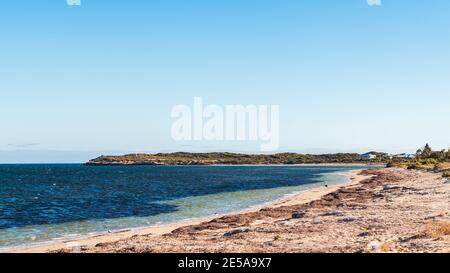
[85,163,385,167]
[74,168,450,253]
[3,169,370,253]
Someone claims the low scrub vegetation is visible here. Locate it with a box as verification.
[423,221,450,238]
[388,144,450,177]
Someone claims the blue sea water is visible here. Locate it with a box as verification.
[0,164,374,248]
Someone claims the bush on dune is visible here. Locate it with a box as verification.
[424,221,450,238]
[388,144,450,176]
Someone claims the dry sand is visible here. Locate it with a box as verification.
[7,168,450,253]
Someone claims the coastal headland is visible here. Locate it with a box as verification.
[86,152,388,166]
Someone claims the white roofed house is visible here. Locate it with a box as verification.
[361,152,377,160]
[394,153,416,159]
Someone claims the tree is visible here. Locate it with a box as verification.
[421,143,433,158]
[416,149,423,158]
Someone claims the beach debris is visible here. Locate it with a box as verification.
[424,214,443,220]
[373,193,384,198]
[400,186,418,192]
[357,231,370,237]
[383,184,401,191]
[367,240,381,253]
[292,211,306,219]
[399,234,425,243]
[223,228,250,237]
[322,211,344,217]
[338,217,357,223]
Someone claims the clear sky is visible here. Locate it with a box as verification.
[1,1,450,162]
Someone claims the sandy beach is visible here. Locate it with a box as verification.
[6,167,450,253]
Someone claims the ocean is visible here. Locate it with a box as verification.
[0,164,374,249]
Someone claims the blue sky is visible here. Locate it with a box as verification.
[1,1,450,162]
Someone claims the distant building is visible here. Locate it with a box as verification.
[361,152,377,160]
[393,153,416,159]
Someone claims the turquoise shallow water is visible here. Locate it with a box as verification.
[0,164,374,248]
